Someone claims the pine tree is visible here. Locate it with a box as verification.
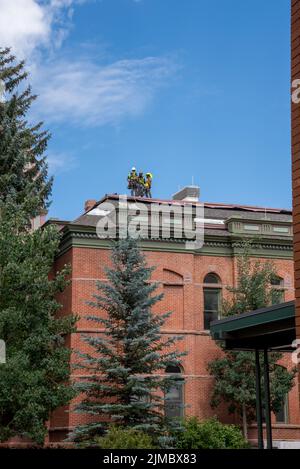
[71,237,185,444]
[0,47,52,218]
[208,243,296,439]
[0,48,75,444]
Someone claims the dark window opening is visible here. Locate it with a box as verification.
[270,276,284,287]
[203,273,220,284]
[204,288,221,330]
[275,394,289,424]
[165,365,184,419]
[270,276,285,305]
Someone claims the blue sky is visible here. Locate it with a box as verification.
[1,0,291,219]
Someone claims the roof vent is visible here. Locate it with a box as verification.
[172,185,200,202]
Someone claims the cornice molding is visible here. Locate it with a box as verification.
[57,225,293,258]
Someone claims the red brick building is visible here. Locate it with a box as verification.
[48,190,300,444]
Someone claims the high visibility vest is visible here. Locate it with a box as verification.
[128,172,137,180]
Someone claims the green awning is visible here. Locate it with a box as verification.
[210,301,295,352]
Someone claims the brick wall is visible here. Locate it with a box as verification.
[49,245,299,442]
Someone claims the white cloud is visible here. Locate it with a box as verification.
[0,0,48,58]
[1,0,178,132]
[34,56,177,127]
[0,0,81,59]
[0,0,178,176]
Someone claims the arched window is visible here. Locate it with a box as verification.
[203,273,221,284]
[165,365,184,419]
[271,276,285,305]
[203,273,222,330]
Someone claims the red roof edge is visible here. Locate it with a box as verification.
[90,194,292,215]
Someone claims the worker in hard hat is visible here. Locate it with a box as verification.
[136,172,145,197]
[144,172,153,198]
[127,167,138,196]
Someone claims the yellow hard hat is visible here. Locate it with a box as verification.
[146,172,153,178]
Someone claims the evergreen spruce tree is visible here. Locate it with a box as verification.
[72,237,185,444]
[0,47,52,218]
[0,48,75,444]
[208,243,296,439]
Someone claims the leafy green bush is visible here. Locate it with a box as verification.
[172,417,249,449]
[95,425,157,449]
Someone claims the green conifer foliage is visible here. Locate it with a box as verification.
[0,48,52,218]
[72,237,185,443]
[0,48,75,444]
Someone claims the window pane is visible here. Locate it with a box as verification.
[204,311,218,330]
[204,288,220,330]
[166,385,181,401]
[271,276,283,287]
[165,401,182,419]
[271,289,285,305]
[204,289,219,311]
[275,395,288,423]
[165,381,184,419]
[275,405,285,423]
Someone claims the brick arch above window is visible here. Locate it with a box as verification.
[163,268,184,285]
[203,272,221,285]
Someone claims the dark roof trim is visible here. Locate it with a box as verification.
[84,194,292,215]
[210,301,295,336]
[204,202,291,214]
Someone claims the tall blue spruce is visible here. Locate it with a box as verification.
[0,48,76,444]
[72,237,185,443]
